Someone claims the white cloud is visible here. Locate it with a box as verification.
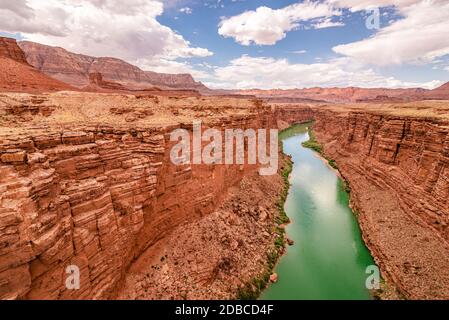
[218,1,342,46]
[179,7,192,14]
[332,0,449,65]
[0,0,68,36]
[203,55,441,89]
[0,0,212,70]
[329,0,418,11]
[0,0,33,18]
[312,18,345,29]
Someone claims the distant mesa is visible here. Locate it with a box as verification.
[236,84,449,103]
[82,71,202,98]
[18,41,210,92]
[1,36,447,100]
[84,72,128,92]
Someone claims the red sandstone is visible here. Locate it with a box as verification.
[0,36,448,301]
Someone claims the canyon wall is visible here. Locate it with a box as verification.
[0,93,279,299]
[0,37,28,65]
[311,108,449,299]
[273,104,315,130]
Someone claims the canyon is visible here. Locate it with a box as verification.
[0,36,448,300]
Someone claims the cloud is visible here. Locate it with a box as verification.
[292,50,307,54]
[179,7,192,14]
[137,58,210,79]
[0,0,33,18]
[0,0,212,69]
[218,1,342,46]
[203,55,441,89]
[312,18,345,29]
[0,0,69,36]
[328,0,418,11]
[332,0,449,65]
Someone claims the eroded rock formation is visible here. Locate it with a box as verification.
[309,104,449,299]
[238,84,449,103]
[0,92,285,299]
[0,37,28,64]
[0,37,74,93]
[19,41,209,92]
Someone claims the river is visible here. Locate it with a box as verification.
[261,123,376,300]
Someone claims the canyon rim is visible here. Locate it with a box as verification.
[0,0,449,303]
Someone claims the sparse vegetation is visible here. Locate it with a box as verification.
[342,180,351,193]
[236,156,292,300]
[276,159,292,225]
[302,140,322,153]
[328,159,338,170]
[302,125,343,175]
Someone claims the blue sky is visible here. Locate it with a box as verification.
[160,0,374,65]
[1,0,449,89]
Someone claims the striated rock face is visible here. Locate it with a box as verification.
[1,90,448,300]
[19,41,209,91]
[0,37,74,93]
[117,169,284,300]
[310,107,449,299]
[0,93,280,299]
[0,37,28,64]
[238,87,430,103]
[273,104,315,130]
[85,72,128,92]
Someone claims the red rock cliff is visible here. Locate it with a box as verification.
[0,37,28,64]
[0,93,279,299]
[0,37,74,93]
[311,107,449,299]
[18,41,209,91]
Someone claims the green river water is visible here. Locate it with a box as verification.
[261,123,376,300]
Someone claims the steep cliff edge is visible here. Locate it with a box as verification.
[237,87,431,103]
[0,37,28,64]
[310,104,449,299]
[0,92,284,299]
[0,37,74,93]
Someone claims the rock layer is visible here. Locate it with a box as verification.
[1,91,448,300]
[0,37,28,64]
[238,84,449,103]
[19,41,209,91]
[310,106,449,299]
[0,37,74,93]
[0,92,280,299]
